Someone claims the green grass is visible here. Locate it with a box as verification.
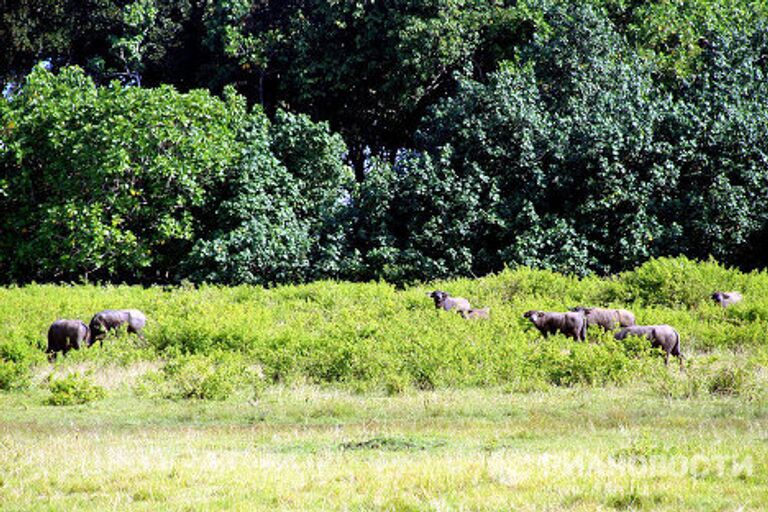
[2,256,768,509]
[0,383,766,510]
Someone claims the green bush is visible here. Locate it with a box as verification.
[3,4,768,285]
[384,372,410,396]
[183,110,355,285]
[353,4,768,282]
[648,366,706,399]
[0,339,39,364]
[46,373,106,406]
[617,256,755,308]
[647,354,767,400]
[627,0,768,77]
[707,366,748,396]
[1,257,767,393]
[527,337,646,387]
[138,353,257,401]
[701,358,766,399]
[0,360,30,391]
[0,339,40,390]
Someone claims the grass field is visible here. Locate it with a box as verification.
[1,379,766,511]
[2,256,768,510]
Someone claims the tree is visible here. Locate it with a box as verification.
[662,23,768,266]
[183,113,313,285]
[0,0,220,91]
[184,110,356,285]
[0,65,248,281]
[228,0,528,181]
[359,3,768,280]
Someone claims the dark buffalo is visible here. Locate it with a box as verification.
[523,310,587,341]
[88,309,147,346]
[47,319,90,360]
[615,324,684,368]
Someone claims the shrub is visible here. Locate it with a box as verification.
[353,5,768,282]
[617,256,748,308]
[0,340,39,390]
[183,110,356,286]
[46,373,106,406]
[1,257,768,393]
[648,367,705,400]
[384,372,410,396]
[648,356,767,400]
[703,359,766,399]
[527,337,646,387]
[0,339,39,364]
[0,360,30,391]
[706,366,748,396]
[138,353,255,401]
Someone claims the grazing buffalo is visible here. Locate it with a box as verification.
[462,307,490,320]
[570,306,636,331]
[88,309,147,346]
[47,319,90,360]
[711,291,743,308]
[428,291,471,316]
[615,325,684,368]
[523,310,587,341]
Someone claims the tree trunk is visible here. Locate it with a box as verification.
[350,144,366,183]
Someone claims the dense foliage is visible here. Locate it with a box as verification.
[366,4,768,277]
[0,66,248,281]
[1,257,767,396]
[184,109,356,284]
[2,1,768,284]
[0,66,352,283]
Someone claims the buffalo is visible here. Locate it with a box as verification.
[88,309,147,346]
[615,324,684,368]
[523,310,587,341]
[47,319,90,360]
[711,291,743,308]
[570,306,636,331]
[428,291,471,316]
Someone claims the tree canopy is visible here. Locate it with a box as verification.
[1,0,768,284]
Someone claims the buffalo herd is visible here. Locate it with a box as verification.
[521,305,686,368]
[45,288,743,367]
[430,288,745,369]
[46,309,146,360]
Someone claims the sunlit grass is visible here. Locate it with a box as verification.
[0,383,766,511]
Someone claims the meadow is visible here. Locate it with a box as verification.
[1,256,768,510]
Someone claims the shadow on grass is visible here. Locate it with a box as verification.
[340,435,446,451]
